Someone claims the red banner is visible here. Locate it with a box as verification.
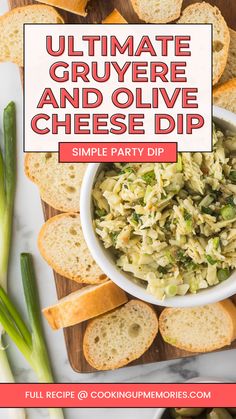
[59,142,177,163]
[0,383,235,408]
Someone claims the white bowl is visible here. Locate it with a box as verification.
[80,106,236,307]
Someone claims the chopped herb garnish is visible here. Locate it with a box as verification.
[184,210,192,221]
[132,212,141,223]
[176,250,195,268]
[137,198,145,206]
[226,195,235,206]
[121,167,135,175]
[201,206,216,216]
[158,266,169,274]
[208,187,222,200]
[110,232,119,245]
[142,170,156,185]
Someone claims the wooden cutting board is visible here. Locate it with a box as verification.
[8,0,236,373]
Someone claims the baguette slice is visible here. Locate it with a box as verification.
[178,2,230,85]
[159,300,236,353]
[24,153,86,212]
[0,5,64,67]
[102,9,127,24]
[220,29,236,84]
[131,0,183,23]
[38,213,107,284]
[83,299,158,370]
[36,0,88,16]
[43,281,128,330]
[213,78,236,114]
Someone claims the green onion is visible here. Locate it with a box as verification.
[142,170,155,185]
[213,237,220,250]
[0,102,16,289]
[0,254,64,419]
[220,204,236,220]
[0,103,26,419]
[206,255,217,265]
[199,194,214,207]
[165,250,175,264]
[165,284,177,297]
[176,155,182,172]
[217,268,230,282]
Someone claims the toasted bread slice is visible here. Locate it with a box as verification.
[0,5,64,67]
[36,0,88,16]
[178,2,230,85]
[43,281,128,330]
[24,153,86,212]
[159,300,236,353]
[213,78,236,114]
[38,213,107,284]
[220,29,236,84]
[131,0,183,23]
[83,299,158,370]
[102,9,127,24]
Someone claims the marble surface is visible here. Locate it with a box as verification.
[0,1,236,418]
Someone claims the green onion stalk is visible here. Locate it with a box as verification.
[0,102,26,419]
[0,254,65,419]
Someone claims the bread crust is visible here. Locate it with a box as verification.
[83,299,158,370]
[24,153,36,182]
[220,28,236,84]
[213,77,236,102]
[43,281,128,330]
[159,300,236,353]
[102,9,127,24]
[38,213,107,284]
[220,299,236,341]
[131,0,183,23]
[178,2,230,85]
[0,5,64,66]
[35,0,88,16]
[24,153,85,212]
[39,186,80,213]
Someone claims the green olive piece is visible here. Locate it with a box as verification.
[217,268,230,282]
[207,408,233,419]
[220,204,236,220]
[175,409,205,417]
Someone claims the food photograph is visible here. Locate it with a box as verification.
[0,0,236,418]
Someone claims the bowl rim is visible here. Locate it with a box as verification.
[80,106,236,308]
